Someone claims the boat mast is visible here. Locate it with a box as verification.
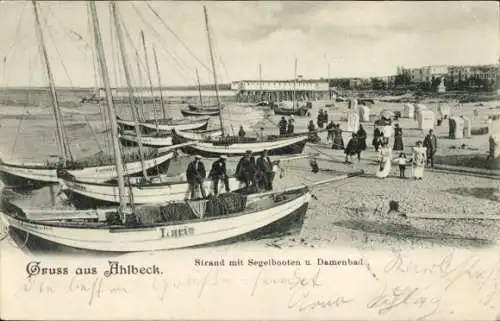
[152,45,167,119]
[111,2,148,179]
[32,0,71,166]
[89,1,128,215]
[259,63,262,90]
[293,58,297,110]
[140,30,163,121]
[195,68,203,106]
[203,5,224,136]
[135,51,146,121]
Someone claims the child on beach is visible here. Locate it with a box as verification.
[395,152,408,178]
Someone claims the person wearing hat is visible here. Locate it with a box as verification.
[208,155,230,195]
[287,117,295,135]
[423,129,437,168]
[317,109,324,128]
[238,125,246,138]
[278,116,288,136]
[235,150,257,192]
[186,155,207,200]
[256,149,274,191]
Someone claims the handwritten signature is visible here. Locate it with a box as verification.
[384,250,500,308]
[367,284,442,320]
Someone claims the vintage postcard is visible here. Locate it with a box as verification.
[0,0,499,320]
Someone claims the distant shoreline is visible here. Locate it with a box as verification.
[0,85,232,92]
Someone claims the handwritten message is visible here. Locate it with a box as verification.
[6,251,500,320]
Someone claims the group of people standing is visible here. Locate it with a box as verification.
[375,127,437,180]
[317,109,329,128]
[324,122,367,163]
[343,125,367,163]
[186,155,231,200]
[326,121,345,149]
[185,150,277,200]
[235,149,276,193]
[278,116,295,136]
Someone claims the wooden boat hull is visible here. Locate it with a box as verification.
[180,108,220,117]
[0,152,174,189]
[117,117,209,132]
[0,167,55,190]
[273,106,308,116]
[173,128,222,141]
[60,177,243,209]
[172,130,308,157]
[119,129,223,148]
[0,189,310,253]
[119,133,173,148]
[188,103,222,111]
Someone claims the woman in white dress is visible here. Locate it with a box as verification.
[376,142,392,178]
[412,141,427,179]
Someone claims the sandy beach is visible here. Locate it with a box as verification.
[1,97,499,253]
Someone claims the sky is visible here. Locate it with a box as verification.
[0,1,498,87]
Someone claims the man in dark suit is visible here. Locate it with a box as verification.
[209,155,230,195]
[256,149,274,191]
[186,155,206,200]
[278,117,287,136]
[423,129,438,168]
[236,150,257,192]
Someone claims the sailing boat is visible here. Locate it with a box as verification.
[172,8,310,157]
[273,59,308,116]
[0,1,174,190]
[0,1,335,253]
[187,68,223,112]
[118,33,219,148]
[115,34,210,131]
[60,5,234,207]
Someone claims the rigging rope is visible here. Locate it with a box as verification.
[129,3,195,85]
[1,2,26,88]
[40,6,74,162]
[207,21,230,84]
[11,52,36,156]
[0,2,26,62]
[135,51,147,121]
[84,1,111,154]
[132,3,194,74]
[86,2,112,154]
[144,1,211,73]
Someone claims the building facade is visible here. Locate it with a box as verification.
[397,64,498,90]
[230,79,329,102]
[448,65,497,89]
[397,65,448,83]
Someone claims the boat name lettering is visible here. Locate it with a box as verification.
[159,226,194,239]
[96,168,114,173]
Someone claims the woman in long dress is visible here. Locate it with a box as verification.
[332,124,345,150]
[393,124,404,151]
[412,141,427,180]
[344,133,359,163]
[376,142,392,178]
[372,127,382,152]
[326,121,335,142]
[357,125,367,151]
